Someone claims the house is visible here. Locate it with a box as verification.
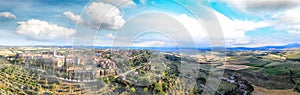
[94,54,116,77]
[52,57,64,68]
[228,80,235,84]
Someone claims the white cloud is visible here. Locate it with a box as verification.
[287,30,300,35]
[64,1,126,30]
[86,2,125,30]
[0,12,16,19]
[101,0,136,8]
[131,41,175,47]
[111,12,208,47]
[215,0,300,46]
[279,8,300,24]
[173,14,207,44]
[104,33,114,39]
[63,11,83,24]
[213,11,270,45]
[221,0,300,35]
[223,0,300,14]
[174,11,270,46]
[111,11,270,47]
[16,19,75,40]
[140,0,146,5]
[270,7,300,34]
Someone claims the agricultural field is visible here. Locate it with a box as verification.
[1,48,300,95]
[223,50,300,93]
[0,58,122,95]
[0,63,90,94]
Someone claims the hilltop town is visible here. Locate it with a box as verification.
[0,47,300,94]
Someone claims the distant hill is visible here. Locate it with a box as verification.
[2,43,300,51]
[227,43,300,51]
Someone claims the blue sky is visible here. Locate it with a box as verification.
[0,0,300,47]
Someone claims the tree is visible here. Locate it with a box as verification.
[52,83,57,91]
[130,87,136,92]
[154,83,163,93]
[143,88,148,93]
[45,78,48,86]
[103,77,110,84]
[58,79,62,85]
[30,60,33,67]
[158,91,166,95]
[295,83,300,92]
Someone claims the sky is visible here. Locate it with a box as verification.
[0,0,300,47]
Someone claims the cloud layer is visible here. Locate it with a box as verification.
[86,1,125,30]
[63,11,83,24]
[0,12,16,19]
[16,19,75,40]
[271,7,300,34]
[223,0,300,14]
[219,0,300,46]
[101,0,136,8]
[64,1,133,31]
[213,11,270,45]
[132,41,175,47]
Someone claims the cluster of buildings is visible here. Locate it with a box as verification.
[16,50,91,69]
[2,49,118,80]
[221,74,251,94]
[94,51,117,77]
[0,49,16,58]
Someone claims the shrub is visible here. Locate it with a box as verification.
[130,87,136,92]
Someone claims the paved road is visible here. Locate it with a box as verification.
[116,66,142,77]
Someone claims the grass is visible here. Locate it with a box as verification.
[244,57,271,67]
[229,56,250,61]
[225,59,300,90]
[264,61,300,77]
[286,53,300,59]
[217,81,237,94]
[263,67,289,75]
[265,62,284,67]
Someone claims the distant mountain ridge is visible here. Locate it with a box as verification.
[1,43,300,51]
[227,43,300,51]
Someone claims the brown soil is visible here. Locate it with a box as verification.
[252,85,299,95]
[217,65,251,70]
